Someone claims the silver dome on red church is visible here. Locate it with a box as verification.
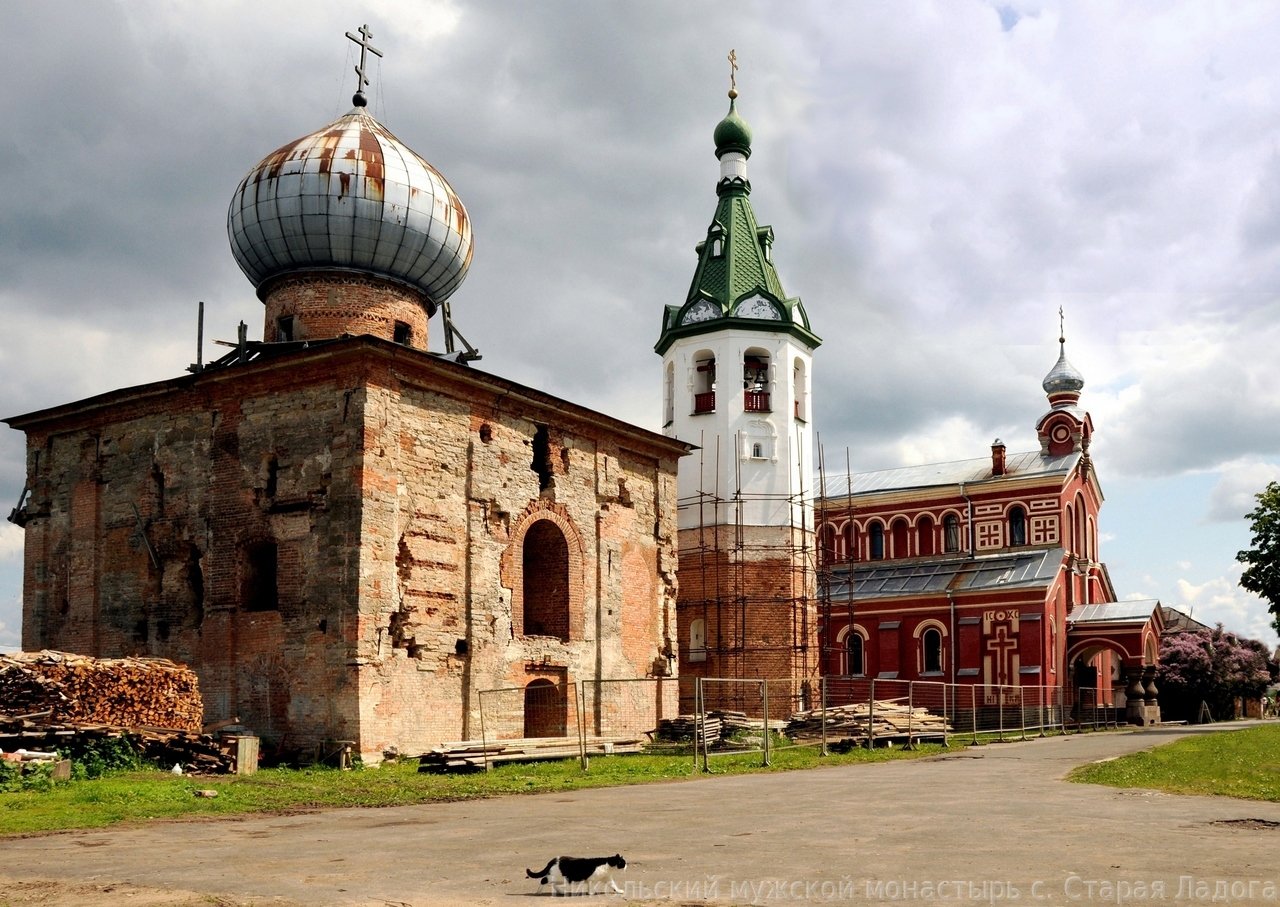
[226,107,473,312]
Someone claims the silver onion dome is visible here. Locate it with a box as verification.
[227,108,473,311]
[1042,341,1085,395]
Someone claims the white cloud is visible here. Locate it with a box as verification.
[1172,568,1277,644]
[1205,460,1280,523]
[0,524,23,563]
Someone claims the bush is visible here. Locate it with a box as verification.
[0,759,56,793]
[62,736,145,780]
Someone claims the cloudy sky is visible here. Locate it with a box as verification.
[2,1,1278,652]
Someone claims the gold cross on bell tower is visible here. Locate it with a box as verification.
[727,49,739,99]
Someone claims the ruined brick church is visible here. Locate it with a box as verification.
[5,32,689,760]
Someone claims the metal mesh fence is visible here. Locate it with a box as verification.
[695,677,779,768]
[477,680,584,770]
[579,677,683,754]
[466,676,1121,773]
[1074,686,1121,730]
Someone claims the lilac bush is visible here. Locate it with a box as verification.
[1158,625,1275,720]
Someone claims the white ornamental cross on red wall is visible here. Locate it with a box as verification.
[982,609,1021,705]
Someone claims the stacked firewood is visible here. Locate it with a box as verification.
[0,712,234,774]
[785,700,952,742]
[0,651,203,732]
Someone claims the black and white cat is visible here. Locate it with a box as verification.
[526,854,627,895]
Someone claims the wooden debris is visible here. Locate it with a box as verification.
[0,712,236,774]
[0,650,203,732]
[785,700,952,744]
[418,735,645,773]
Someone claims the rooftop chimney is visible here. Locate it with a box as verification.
[991,439,1007,477]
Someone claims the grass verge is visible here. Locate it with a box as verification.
[0,742,942,836]
[1068,723,1280,801]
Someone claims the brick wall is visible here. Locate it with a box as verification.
[263,273,430,350]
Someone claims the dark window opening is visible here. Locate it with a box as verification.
[393,320,413,345]
[455,638,469,656]
[277,316,295,342]
[531,425,554,491]
[923,628,943,674]
[870,524,885,560]
[243,541,279,612]
[133,619,148,643]
[266,455,279,498]
[479,423,492,444]
[522,520,569,639]
[156,620,170,642]
[1009,506,1027,547]
[847,633,865,676]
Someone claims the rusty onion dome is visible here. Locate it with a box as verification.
[227,108,472,311]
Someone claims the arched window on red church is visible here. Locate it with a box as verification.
[917,515,935,556]
[846,632,865,677]
[922,628,943,675]
[818,523,838,566]
[869,523,885,560]
[944,514,961,553]
[1008,505,1027,547]
[890,518,909,558]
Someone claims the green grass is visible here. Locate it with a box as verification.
[1069,723,1280,801]
[0,742,942,836]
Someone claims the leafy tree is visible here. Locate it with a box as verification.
[1237,480,1280,636]
[1157,625,1274,721]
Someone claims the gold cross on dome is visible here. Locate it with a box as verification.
[345,24,384,106]
[1058,305,1065,344]
[728,49,739,96]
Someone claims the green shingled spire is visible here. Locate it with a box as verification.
[655,88,819,356]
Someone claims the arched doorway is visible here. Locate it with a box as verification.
[523,679,567,738]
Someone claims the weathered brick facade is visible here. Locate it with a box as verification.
[7,337,687,761]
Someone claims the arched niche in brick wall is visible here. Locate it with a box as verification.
[503,502,586,642]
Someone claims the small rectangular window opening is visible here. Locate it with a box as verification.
[393,321,413,345]
[277,316,295,342]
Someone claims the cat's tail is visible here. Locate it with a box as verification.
[526,858,556,880]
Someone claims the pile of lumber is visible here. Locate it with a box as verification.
[0,712,235,774]
[655,714,722,746]
[713,710,788,735]
[419,735,644,772]
[0,651,203,732]
[785,700,952,743]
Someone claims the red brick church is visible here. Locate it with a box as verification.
[815,336,1163,724]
